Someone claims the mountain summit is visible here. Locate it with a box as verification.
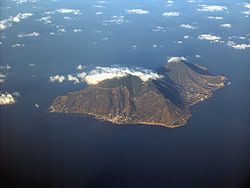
[49,60,227,128]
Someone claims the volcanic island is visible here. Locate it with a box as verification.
[49,58,227,128]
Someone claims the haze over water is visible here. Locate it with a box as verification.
[1,0,250,187]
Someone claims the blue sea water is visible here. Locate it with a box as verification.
[1,0,250,187]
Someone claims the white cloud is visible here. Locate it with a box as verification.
[96,12,103,15]
[198,34,221,41]
[175,40,183,44]
[49,66,163,85]
[12,43,25,47]
[228,35,250,40]
[76,72,87,81]
[38,16,52,24]
[56,9,81,15]
[167,57,187,63]
[227,41,250,50]
[244,4,250,9]
[49,32,56,35]
[0,64,11,84]
[44,11,55,15]
[0,64,11,70]
[197,5,227,12]
[55,25,66,33]
[12,17,21,23]
[63,16,72,20]
[103,15,128,25]
[221,23,232,28]
[13,0,38,5]
[49,72,87,84]
[93,5,105,8]
[97,0,106,4]
[67,74,80,84]
[152,44,162,48]
[0,13,33,31]
[132,45,137,49]
[18,32,40,38]
[76,65,84,71]
[232,44,250,50]
[126,9,149,15]
[0,73,6,83]
[73,29,82,32]
[13,13,33,20]
[242,10,250,16]
[58,28,66,33]
[152,26,166,32]
[0,73,6,78]
[207,16,224,20]
[84,66,163,85]
[166,1,174,6]
[242,3,250,16]
[162,12,180,17]
[49,75,66,82]
[102,37,109,40]
[180,24,197,29]
[0,93,16,105]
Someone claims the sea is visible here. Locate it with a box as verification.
[1,0,250,187]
